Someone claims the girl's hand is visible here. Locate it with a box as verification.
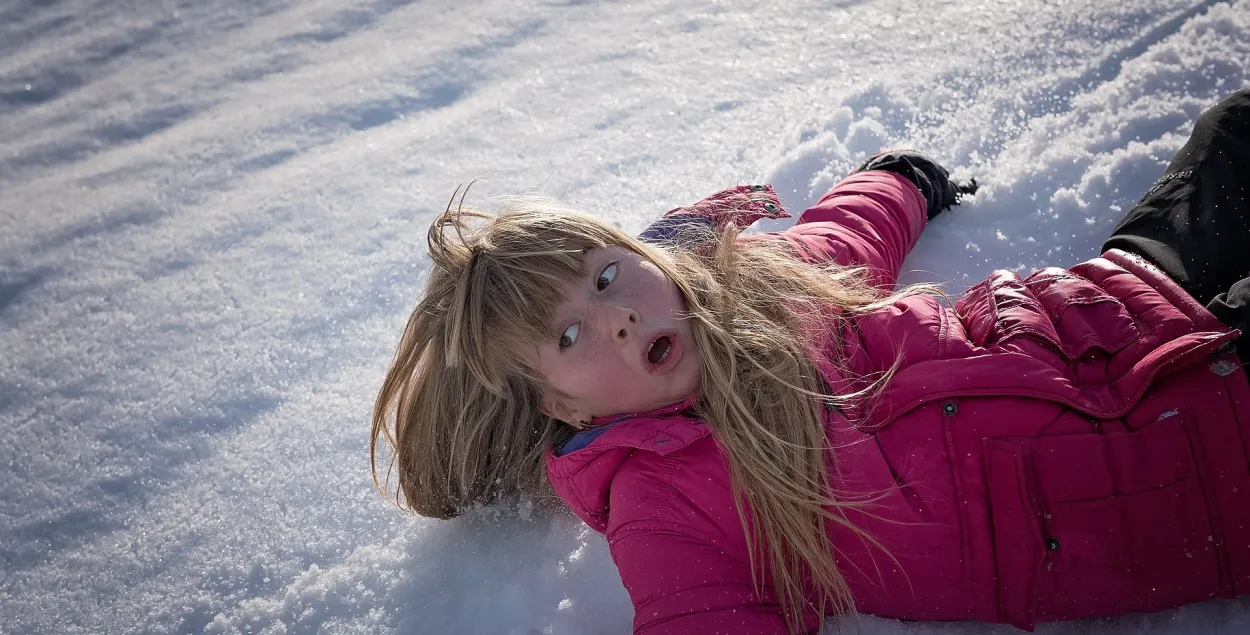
[853,151,978,220]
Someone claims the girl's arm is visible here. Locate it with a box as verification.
[779,170,929,289]
[610,524,800,635]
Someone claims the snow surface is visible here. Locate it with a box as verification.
[2,0,1250,633]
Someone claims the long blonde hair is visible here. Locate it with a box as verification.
[372,190,920,633]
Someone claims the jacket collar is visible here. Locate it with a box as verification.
[546,394,710,532]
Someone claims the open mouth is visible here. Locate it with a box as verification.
[647,336,672,365]
[644,331,681,374]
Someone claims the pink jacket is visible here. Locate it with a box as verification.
[545,172,1250,633]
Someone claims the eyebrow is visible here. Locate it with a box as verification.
[544,256,605,341]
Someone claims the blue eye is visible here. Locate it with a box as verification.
[559,323,580,350]
[597,263,618,291]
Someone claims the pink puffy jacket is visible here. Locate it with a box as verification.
[545,171,1250,633]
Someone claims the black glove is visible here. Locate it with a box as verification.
[852,151,978,220]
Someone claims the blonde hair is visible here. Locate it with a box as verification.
[371,190,923,633]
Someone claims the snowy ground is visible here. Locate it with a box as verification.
[2,0,1249,633]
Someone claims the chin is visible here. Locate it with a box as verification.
[671,370,701,402]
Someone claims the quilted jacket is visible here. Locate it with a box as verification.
[546,171,1250,633]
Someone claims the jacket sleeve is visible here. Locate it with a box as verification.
[610,523,794,635]
[778,170,928,288]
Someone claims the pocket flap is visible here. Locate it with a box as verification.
[1027,415,1197,503]
[983,438,1045,631]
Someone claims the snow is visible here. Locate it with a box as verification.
[1,0,1249,632]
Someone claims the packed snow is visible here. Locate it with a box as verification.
[2,0,1249,633]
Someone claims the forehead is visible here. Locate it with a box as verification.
[586,244,644,265]
[561,245,645,284]
[548,244,649,301]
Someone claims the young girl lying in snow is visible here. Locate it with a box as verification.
[371,89,1250,634]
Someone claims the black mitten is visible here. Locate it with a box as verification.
[853,151,978,220]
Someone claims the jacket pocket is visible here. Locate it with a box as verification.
[982,413,1225,631]
[982,438,1045,630]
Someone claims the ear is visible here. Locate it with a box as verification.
[540,396,591,428]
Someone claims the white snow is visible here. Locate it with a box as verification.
[2,0,1249,633]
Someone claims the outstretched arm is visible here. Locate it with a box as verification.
[779,152,974,288]
[780,170,928,289]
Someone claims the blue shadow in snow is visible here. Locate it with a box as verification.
[37,203,166,252]
[279,8,380,44]
[0,268,51,316]
[95,103,197,145]
[277,0,421,45]
[8,100,199,175]
[332,84,469,132]
[0,391,284,573]
[0,0,69,54]
[232,149,298,173]
[291,18,546,135]
[0,15,175,113]
[0,69,83,109]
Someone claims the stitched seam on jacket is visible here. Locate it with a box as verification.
[656,453,680,525]
[989,279,1004,346]
[1182,414,1235,595]
[1218,367,1250,593]
[1221,372,1250,493]
[942,404,974,615]
[661,450,740,553]
[1104,250,1220,329]
[610,519,740,558]
[1071,266,1157,338]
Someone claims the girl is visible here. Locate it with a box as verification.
[371,90,1250,634]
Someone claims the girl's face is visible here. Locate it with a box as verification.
[530,245,701,426]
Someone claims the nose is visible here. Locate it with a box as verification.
[613,306,639,341]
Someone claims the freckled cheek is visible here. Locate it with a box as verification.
[570,357,638,405]
[638,265,684,314]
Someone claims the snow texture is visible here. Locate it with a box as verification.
[2,0,1249,633]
